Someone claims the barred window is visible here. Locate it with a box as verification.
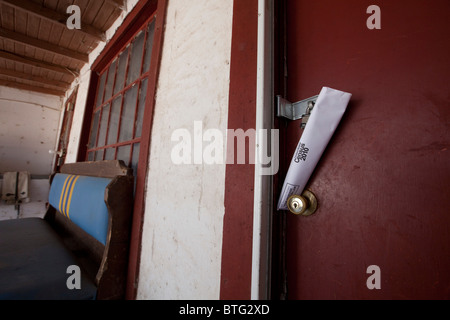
[86,18,155,180]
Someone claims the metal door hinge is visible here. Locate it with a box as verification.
[277,95,318,128]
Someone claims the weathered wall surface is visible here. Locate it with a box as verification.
[137,0,233,299]
[0,86,62,175]
[0,87,61,220]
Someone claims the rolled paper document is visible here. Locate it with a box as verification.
[277,87,352,210]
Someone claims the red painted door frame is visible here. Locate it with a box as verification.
[220,0,259,300]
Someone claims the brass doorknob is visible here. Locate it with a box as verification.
[287,190,318,216]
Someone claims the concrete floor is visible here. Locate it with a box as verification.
[0,179,49,221]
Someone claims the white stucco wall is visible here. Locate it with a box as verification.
[137,0,234,300]
[0,86,62,175]
[0,87,62,220]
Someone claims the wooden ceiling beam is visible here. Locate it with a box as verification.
[0,67,71,90]
[0,50,79,79]
[0,27,89,63]
[0,0,106,42]
[0,79,66,96]
[104,0,127,10]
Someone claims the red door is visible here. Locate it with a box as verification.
[280,0,450,299]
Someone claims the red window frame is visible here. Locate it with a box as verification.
[77,0,168,300]
[86,16,155,176]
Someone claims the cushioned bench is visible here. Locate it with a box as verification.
[0,161,134,300]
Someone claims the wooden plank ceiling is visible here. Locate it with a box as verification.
[0,0,126,97]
